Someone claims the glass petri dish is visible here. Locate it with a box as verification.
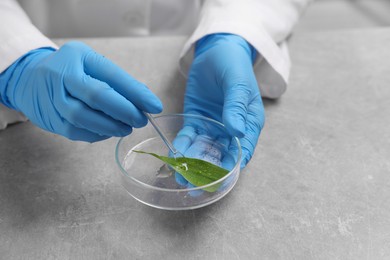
[115,114,241,210]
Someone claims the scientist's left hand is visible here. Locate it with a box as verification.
[175,33,265,173]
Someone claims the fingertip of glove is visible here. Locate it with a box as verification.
[240,158,248,170]
[85,135,111,143]
[231,128,245,139]
[141,94,163,114]
[225,120,245,138]
[223,113,246,138]
[116,126,133,137]
[132,114,149,128]
[187,183,204,197]
[240,149,251,169]
[175,173,188,186]
[148,101,163,114]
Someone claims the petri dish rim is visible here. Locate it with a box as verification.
[123,174,239,211]
[115,113,242,193]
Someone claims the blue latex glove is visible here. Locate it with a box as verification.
[173,33,265,192]
[0,41,162,142]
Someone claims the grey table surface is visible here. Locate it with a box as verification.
[1,28,390,260]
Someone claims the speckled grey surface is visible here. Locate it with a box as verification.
[1,29,390,259]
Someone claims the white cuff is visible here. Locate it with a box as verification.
[0,25,57,73]
[0,104,27,130]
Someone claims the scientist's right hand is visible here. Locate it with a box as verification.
[0,41,162,142]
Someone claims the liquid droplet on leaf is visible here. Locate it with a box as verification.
[182,163,188,171]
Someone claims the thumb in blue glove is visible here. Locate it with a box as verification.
[0,41,162,142]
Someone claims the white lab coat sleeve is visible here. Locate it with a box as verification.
[0,0,57,130]
[0,104,27,129]
[179,0,311,99]
[0,0,57,72]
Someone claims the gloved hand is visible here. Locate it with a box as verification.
[0,41,162,142]
[173,33,265,191]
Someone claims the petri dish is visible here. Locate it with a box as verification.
[115,114,241,210]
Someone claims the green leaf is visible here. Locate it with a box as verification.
[132,150,229,192]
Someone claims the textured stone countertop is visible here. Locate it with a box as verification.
[1,28,390,259]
